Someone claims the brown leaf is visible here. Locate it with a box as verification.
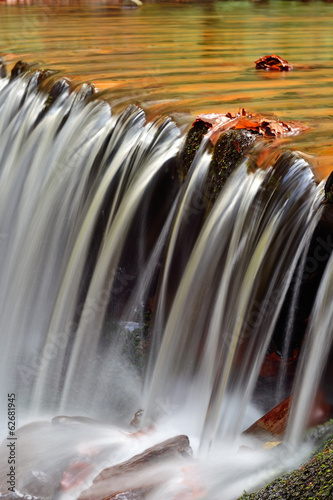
[194,109,309,146]
[234,118,260,131]
[255,54,293,71]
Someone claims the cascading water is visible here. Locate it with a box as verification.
[144,151,323,447]
[0,66,332,499]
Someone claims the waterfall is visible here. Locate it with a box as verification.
[144,150,323,448]
[0,67,332,498]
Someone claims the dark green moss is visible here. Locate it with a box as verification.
[239,433,333,500]
[180,120,211,180]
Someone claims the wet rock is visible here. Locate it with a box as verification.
[0,494,44,499]
[181,118,258,206]
[0,422,61,498]
[130,409,144,428]
[0,57,6,78]
[195,108,308,144]
[74,82,96,102]
[305,418,333,445]
[19,469,57,498]
[122,0,143,7]
[10,60,29,80]
[207,128,257,203]
[60,458,94,492]
[79,435,192,500]
[52,415,102,427]
[0,419,112,498]
[239,432,333,500]
[182,108,308,206]
[243,395,292,442]
[324,170,333,203]
[109,492,145,499]
[20,69,57,104]
[43,77,71,110]
[35,69,57,86]
[180,119,211,178]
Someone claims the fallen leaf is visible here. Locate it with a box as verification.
[194,109,309,146]
[255,54,293,71]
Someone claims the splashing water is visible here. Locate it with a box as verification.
[0,68,332,499]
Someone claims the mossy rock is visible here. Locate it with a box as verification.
[180,120,211,180]
[240,426,333,500]
[206,128,257,206]
[211,129,256,187]
[180,123,257,188]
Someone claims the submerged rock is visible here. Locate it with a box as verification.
[0,422,61,498]
[18,469,57,499]
[122,0,143,6]
[0,494,44,499]
[52,415,102,427]
[79,435,192,500]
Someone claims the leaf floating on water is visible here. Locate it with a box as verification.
[255,54,293,71]
[195,109,309,145]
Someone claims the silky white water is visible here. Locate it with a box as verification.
[0,68,332,499]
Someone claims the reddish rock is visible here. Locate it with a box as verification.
[244,395,293,440]
[78,435,192,500]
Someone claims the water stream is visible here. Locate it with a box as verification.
[1,1,333,499]
[0,62,332,499]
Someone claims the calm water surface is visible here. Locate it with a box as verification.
[1,0,333,176]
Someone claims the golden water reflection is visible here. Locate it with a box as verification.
[1,0,333,177]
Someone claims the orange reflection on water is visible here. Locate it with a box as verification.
[1,0,333,168]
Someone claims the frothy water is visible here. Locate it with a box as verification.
[0,68,332,499]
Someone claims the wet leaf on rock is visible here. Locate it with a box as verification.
[195,108,309,146]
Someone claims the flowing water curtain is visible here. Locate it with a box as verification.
[0,67,329,445]
[0,70,180,419]
[31,110,182,416]
[145,137,214,369]
[286,251,333,447]
[144,149,323,449]
[30,104,147,413]
[0,70,115,417]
